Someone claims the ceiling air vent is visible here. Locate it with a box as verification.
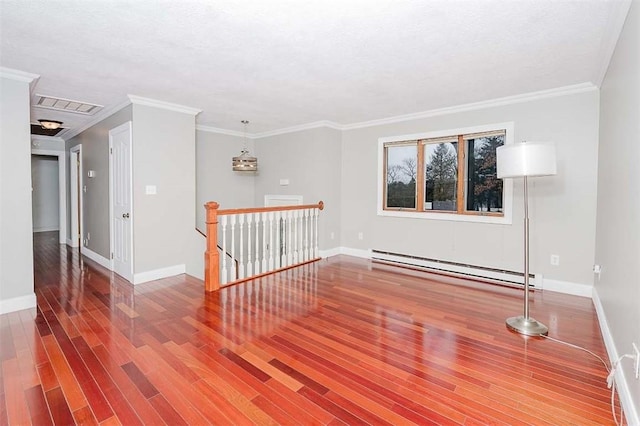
[34,94,103,115]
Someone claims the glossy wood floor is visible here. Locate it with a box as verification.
[1,231,621,425]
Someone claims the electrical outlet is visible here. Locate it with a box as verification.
[633,343,639,379]
[550,254,560,266]
[330,232,335,240]
[358,232,364,240]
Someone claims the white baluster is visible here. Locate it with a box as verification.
[221,215,228,284]
[254,212,260,274]
[279,213,286,268]
[247,214,253,277]
[230,215,237,282]
[261,211,268,272]
[314,207,319,258]
[238,213,245,279]
[293,210,299,264]
[268,211,274,271]
[274,211,281,269]
[286,210,293,266]
[304,209,309,261]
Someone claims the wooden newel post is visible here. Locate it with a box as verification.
[204,202,220,292]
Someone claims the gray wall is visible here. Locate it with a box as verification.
[341,91,600,287]
[31,155,59,232]
[132,103,202,276]
[254,127,343,250]
[595,0,640,415]
[66,105,133,258]
[0,74,35,308]
[196,130,256,230]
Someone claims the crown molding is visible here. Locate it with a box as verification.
[341,82,598,130]
[0,66,39,83]
[197,83,598,139]
[128,95,201,116]
[251,120,343,139]
[197,120,342,139]
[592,0,632,86]
[60,99,132,141]
[0,66,40,93]
[196,125,245,138]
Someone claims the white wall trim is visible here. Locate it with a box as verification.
[0,66,39,85]
[31,148,67,244]
[592,287,639,426]
[133,264,186,285]
[252,120,343,139]
[33,226,60,233]
[81,247,111,270]
[202,83,597,140]
[196,125,245,138]
[128,95,201,116]
[319,247,342,258]
[60,99,131,141]
[0,293,37,315]
[69,145,83,248]
[540,278,593,298]
[66,238,74,247]
[342,83,597,130]
[592,0,633,86]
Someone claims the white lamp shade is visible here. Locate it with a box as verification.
[497,141,557,178]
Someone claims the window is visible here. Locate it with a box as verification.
[379,123,513,224]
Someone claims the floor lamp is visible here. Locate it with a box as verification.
[497,141,557,336]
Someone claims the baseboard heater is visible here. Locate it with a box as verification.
[371,249,536,288]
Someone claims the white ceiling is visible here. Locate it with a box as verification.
[0,0,631,137]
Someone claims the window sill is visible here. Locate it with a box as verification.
[377,208,512,225]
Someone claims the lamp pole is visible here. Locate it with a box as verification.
[505,176,549,336]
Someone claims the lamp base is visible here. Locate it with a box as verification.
[506,316,548,336]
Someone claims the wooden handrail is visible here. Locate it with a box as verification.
[216,201,324,216]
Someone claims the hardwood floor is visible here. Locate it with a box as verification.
[0,231,621,425]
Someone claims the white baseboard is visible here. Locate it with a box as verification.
[81,246,111,270]
[319,247,372,259]
[33,226,59,233]
[0,293,37,314]
[67,238,79,248]
[540,278,592,298]
[592,287,639,426]
[339,247,372,259]
[133,264,186,285]
[319,247,342,258]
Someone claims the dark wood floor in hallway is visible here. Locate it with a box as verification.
[1,231,620,425]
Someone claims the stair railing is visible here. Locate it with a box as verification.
[204,201,324,292]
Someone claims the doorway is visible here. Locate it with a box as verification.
[31,149,66,244]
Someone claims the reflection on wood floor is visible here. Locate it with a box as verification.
[0,231,621,425]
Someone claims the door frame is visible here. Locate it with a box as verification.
[109,121,134,280]
[31,149,66,244]
[69,145,83,248]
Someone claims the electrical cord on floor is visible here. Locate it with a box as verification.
[540,334,634,426]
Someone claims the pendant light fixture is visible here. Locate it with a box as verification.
[232,120,258,172]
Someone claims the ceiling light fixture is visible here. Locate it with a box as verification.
[232,120,258,172]
[38,119,63,130]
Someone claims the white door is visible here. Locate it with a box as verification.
[109,122,133,281]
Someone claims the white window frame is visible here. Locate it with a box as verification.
[377,122,514,225]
